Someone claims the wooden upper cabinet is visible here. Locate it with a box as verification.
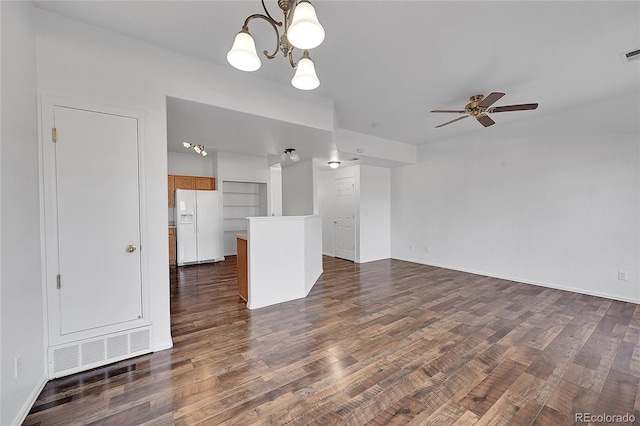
[174,175,195,190]
[195,177,215,191]
[168,175,216,206]
[168,175,175,207]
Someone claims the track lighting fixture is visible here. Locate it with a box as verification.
[183,142,207,157]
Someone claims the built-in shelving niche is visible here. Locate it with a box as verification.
[222,180,267,255]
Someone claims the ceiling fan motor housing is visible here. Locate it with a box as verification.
[465,94,485,116]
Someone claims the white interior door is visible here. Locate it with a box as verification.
[196,190,220,262]
[53,106,143,335]
[334,176,356,261]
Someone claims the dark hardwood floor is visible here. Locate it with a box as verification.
[24,256,640,425]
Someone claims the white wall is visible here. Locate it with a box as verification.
[247,216,322,309]
[317,168,334,256]
[336,128,417,167]
[268,164,283,216]
[282,160,314,216]
[167,151,214,176]
[1,2,47,424]
[359,165,391,263]
[391,93,640,303]
[216,151,268,184]
[34,6,335,360]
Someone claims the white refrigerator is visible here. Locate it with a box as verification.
[175,189,224,266]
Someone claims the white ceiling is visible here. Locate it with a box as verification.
[34,1,640,163]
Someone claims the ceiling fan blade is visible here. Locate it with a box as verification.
[490,103,538,113]
[478,92,505,108]
[431,109,466,113]
[435,115,469,128]
[476,114,495,127]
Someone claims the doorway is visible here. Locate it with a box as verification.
[333,175,356,261]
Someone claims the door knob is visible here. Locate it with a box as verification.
[126,245,137,253]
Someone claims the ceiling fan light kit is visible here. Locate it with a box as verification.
[227,0,324,90]
[431,92,538,128]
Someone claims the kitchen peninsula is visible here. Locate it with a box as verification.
[237,215,322,309]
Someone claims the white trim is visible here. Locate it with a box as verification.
[13,375,48,426]
[392,256,640,305]
[153,339,174,352]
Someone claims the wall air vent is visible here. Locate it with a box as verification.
[49,326,152,378]
[622,48,640,62]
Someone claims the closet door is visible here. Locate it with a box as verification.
[43,100,145,344]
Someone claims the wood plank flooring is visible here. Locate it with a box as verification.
[24,257,640,425]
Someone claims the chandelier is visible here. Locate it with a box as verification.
[227,0,325,90]
[183,142,207,157]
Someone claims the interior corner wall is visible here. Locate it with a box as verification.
[391,93,640,303]
[1,2,47,425]
[282,160,314,216]
[359,165,391,262]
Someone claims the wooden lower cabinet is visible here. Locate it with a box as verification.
[169,227,176,266]
[168,175,175,207]
[237,237,248,302]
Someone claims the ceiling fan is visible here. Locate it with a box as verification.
[431,92,538,128]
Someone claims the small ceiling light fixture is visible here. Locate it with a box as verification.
[282,148,300,162]
[227,0,324,90]
[183,141,207,157]
[328,161,341,169]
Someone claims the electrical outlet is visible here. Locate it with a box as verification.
[409,244,414,251]
[425,246,429,253]
[14,356,21,378]
[618,270,628,281]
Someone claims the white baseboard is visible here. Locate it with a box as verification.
[153,339,173,352]
[14,374,48,426]
[391,256,640,305]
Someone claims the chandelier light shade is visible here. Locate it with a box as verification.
[227,0,324,90]
[291,51,319,90]
[287,1,325,50]
[227,30,261,72]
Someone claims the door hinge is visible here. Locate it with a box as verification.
[56,274,61,289]
[51,127,57,143]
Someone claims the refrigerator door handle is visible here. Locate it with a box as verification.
[194,204,198,234]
